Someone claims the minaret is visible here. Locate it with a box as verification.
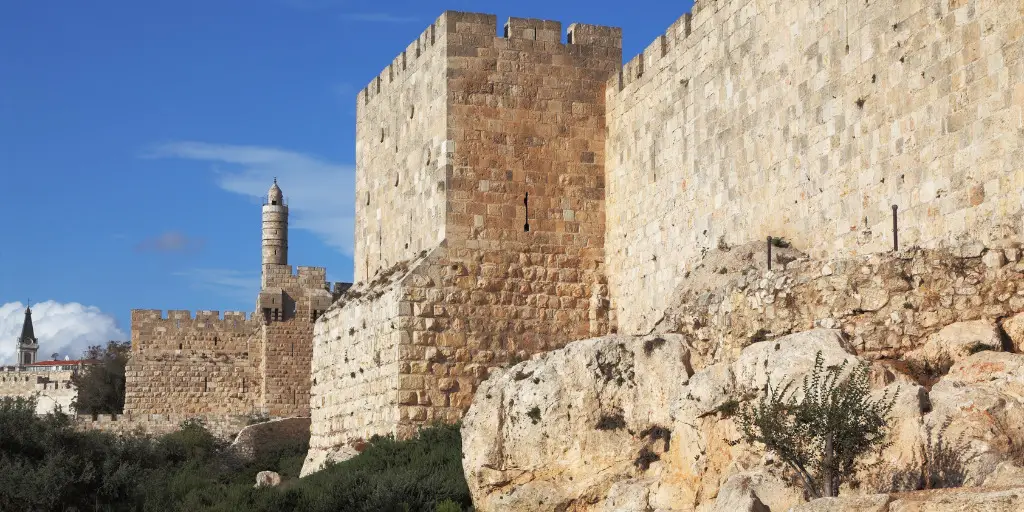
[16,305,39,367]
[262,178,288,287]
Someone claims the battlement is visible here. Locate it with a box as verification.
[359,11,622,107]
[131,309,252,323]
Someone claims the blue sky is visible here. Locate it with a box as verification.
[0,0,694,362]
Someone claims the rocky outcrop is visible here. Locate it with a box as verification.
[462,327,1024,511]
[652,243,1023,364]
[791,487,1024,511]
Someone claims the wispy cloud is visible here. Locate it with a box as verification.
[135,230,205,253]
[173,268,260,304]
[144,141,355,255]
[0,301,127,364]
[340,13,419,23]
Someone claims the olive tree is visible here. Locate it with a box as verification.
[737,351,897,498]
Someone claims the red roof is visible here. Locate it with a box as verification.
[25,359,97,367]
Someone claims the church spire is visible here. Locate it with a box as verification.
[16,304,39,366]
[18,305,35,343]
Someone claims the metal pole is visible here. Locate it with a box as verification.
[767,236,773,271]
[523,192,530,232]
[892,205,899,252]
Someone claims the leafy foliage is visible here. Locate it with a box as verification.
[71,340,131,414]
[0,397,471,511]
[737,351,897,498]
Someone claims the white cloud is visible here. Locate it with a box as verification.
[145,141,355,255]
[172,268,260,304]
[0,301,127,365]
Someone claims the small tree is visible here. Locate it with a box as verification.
[71,340,131,414]
[738,351,897,499]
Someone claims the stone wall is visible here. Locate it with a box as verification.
[124,310,262,416]
[309,273,405,458]
[355,18,450,282]
[0,368,78,415]
[604,0,1024,333]
[305,13,622,473]
[259,265,334,417]
[76,413,250,440]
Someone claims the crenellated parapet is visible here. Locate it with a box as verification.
[129,308,258,353]
[358,11,622,109]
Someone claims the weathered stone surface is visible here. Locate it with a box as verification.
[790,494,892,512]
[254,471,281,488]
[462,333,693,511]
[792,487,1024,511]
[300,444,361,478]
[1004,312,1024,353]
[924,352,1024,485]
[905,320,1005,369]
[707,471,797,512]
[462,330,854,511]
[655,243,1024,365]
[229,417,310,463]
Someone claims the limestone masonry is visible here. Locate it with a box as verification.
[305,0,1023,474]
[123,180,348,424]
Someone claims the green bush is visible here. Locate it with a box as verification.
[0,397,472,511]
[737,351,897,498]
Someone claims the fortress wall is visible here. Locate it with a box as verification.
[76,413,250,440]
[307,13,624,468]
[0,370,38,395]
[355,13,451,282]
[308,282,404,457]
[260,315,315,418]
[258,265,330,417]
[125,309,262,416]
[604,0,1024,334]
[1,369,82,415]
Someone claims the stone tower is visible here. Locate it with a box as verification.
[16,306,39,366]
[262,179,288,287]
[124,178,346,420]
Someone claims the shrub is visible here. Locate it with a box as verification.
[737,351,897,498]
[1,397,471,511]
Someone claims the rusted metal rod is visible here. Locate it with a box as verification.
[767,236,773,271]
[892,204,899,252]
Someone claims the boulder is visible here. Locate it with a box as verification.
[229,417,310,463]
[462,330,855,511]
[254,470,281,488]
[1003,312,1024,353]
[461,334,694,512]
[904,320,1003,369]
[922,351,1024,485]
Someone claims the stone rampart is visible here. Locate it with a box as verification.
[125,309,262,416]
[76,413,250,440]
[604,0,1024,333]
[0,369,78,414]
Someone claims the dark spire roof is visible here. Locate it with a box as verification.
[18,306,36,345]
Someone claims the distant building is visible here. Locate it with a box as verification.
[1,305,95,414]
